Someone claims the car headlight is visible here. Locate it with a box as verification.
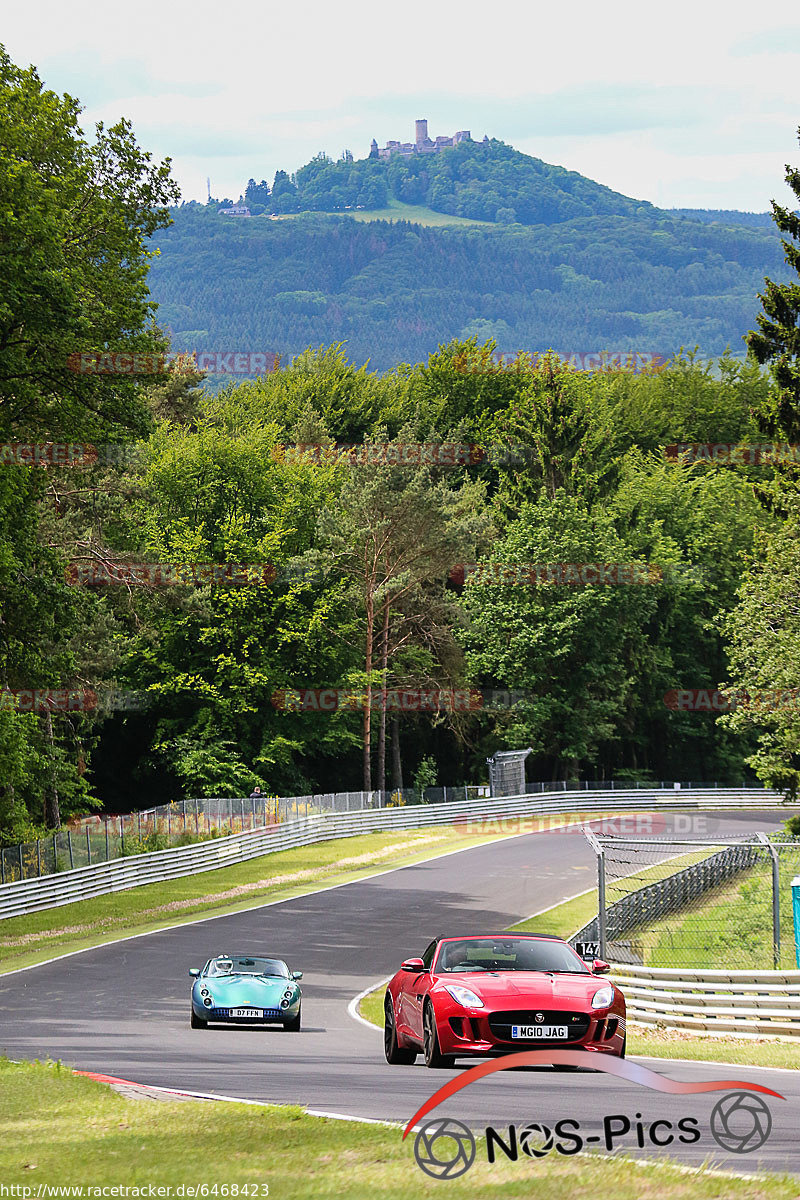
[283,989,294,1000]
[200,988,210,997]
[591,986,614,1010]
[203,997,213,1008]
[444,985,485,1009]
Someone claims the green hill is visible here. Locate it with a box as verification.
[241,137,654,226]
[149,194,787,372]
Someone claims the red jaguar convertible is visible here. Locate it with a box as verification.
[384,932,626,1068]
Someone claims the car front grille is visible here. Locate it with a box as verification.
[488,1009,590,1042]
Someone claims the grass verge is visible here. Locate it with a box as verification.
[0,827,498,975]
[0,809,627,976]
[1,1058,795,1197]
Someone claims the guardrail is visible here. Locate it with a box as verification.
[0,787,784,921]
[611,963,800,1037]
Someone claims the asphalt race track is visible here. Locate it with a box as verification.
[2,810,798,1175]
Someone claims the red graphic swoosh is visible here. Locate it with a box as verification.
[402,1050,784,1138]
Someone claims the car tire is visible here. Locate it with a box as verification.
[384,995,417,1065]
[283,1006,301,1031]
[190,1009,207,1029]
[423,1002,455,1069]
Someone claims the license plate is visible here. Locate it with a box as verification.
[230,1008,262,1018]
[511,1025,568,1039]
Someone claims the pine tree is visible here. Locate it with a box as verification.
[747,127,800,440]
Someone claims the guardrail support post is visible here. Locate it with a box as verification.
[757,833,781,968]
[584,829,607,959]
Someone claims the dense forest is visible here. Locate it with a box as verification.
[150,202,787,372]
[3,44,800,846]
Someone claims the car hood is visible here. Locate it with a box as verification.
[200,976,292,1003]
[436,971,613,1006]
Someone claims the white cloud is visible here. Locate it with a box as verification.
[2,0,800,208]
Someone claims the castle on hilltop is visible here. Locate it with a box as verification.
[370,119,478,160]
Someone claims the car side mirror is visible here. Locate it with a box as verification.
[188,968,200,977]
[592,959,610,974]
[401,957,426,972]
[292,971,303,981]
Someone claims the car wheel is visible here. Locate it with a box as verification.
[190,1009,207,1029]
[283,1005,301,1031]
[423,1002,455,1069]
[384,995,417,1065]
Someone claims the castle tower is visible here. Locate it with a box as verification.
[369,138,379,159]
[415,119,428,145]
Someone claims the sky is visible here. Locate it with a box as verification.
[3,0,800,211]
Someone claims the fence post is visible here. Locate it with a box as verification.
[105,818,110,861]
[53,833,58,871]
[585,829,606,960]
[757,833,781,968]
[37,839,41,877]
[67,830,74,870]
[120,816,124,853]
[195,799,199,834]
[86,827,92,866]
[18,843,24,880]
[1,849,4,885]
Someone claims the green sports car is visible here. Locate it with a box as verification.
[189,954,303,1030]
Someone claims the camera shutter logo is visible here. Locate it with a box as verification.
[519,1122,555,1158]
[710,1092,772,1154]
[534,1012,544,1023]
[413,1118,476,1179]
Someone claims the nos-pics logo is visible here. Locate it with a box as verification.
[405,1052,783,1179]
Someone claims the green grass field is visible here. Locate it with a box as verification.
[270,198,495,227]
[1,1059,794,1198]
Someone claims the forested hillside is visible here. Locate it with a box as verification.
[242,138,654,225]
[149,203,786,371]
[4,43,800,846]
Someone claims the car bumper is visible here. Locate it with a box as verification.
[436,1010,626,1057]
[192,1003,299,1023]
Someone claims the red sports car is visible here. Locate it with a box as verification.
[384,932,626,1068]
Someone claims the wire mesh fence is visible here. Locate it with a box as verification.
[575,831,800,970]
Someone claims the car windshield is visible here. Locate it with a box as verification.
[206,956,289,978]
[436,938,589,974]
